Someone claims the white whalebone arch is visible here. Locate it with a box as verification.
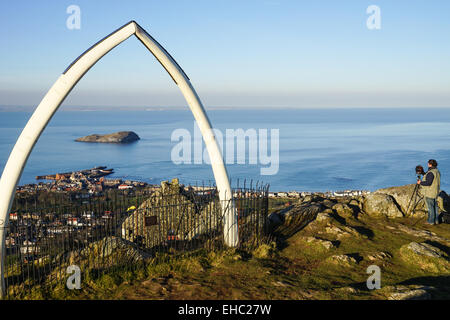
[0,21,238,297]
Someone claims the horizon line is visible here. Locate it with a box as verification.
[2,105,450,112]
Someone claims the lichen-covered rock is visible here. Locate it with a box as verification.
[386,285,435,300]
[374,185,450,217]
[375,184,426,216]
[399,242,450,273]
[315,212,333,222]
[121,178,221,248]
[362,193,404,218]
[50,236,151,273]
[80,236,151,263]
[332,203,354,217]
[325,254,358,267]
[403,242,446,259]
[322,199,336,209]
[304,237,336,250]
[274,202,323,237]
[387,224,450,246]
[348,199,361,208]
[324,225,353,239]
[334,286,358,295]
[322,224,364,239]
[366,251,393,262]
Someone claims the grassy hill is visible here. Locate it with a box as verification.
[26,196,450,300]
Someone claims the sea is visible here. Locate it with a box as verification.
[1,107,450,192]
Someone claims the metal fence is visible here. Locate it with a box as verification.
[3,180,269,298]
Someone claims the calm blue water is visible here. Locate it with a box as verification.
[1,108,450,192]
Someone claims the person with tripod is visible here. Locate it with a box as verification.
[417,159,441,225]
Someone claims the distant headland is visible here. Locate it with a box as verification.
[75,131,140,143]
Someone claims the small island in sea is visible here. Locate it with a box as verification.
[75,131,140,143]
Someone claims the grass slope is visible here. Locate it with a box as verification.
[11,198,450,300]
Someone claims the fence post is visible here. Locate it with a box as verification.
[222,194,239,248]
[0,219,6,298]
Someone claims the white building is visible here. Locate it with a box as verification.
[118,184,133,190]
[20,240,40,255]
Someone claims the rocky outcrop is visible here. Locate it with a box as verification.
[385,224,450,246]
[262,187,450,300]
[76,131,140,143]
[272,202,323,237]
[55,236,152,268]
[403,242,447,259]
[399,242,450,273]
[374,184,426,216]
[386,285,435,300]
[331,203,354,218]
[323,224,364,239]
[368,184,450,217]
[121,178,221,248]
[304,237,336,250]
[366,251,393,262]
[315,211,333,222]
[325,254,358,267]
[80,236,151,263]
[362,193,404,218]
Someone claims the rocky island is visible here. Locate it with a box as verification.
[75,131,140,143]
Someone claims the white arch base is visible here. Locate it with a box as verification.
[0,21,238,298]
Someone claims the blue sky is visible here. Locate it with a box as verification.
[1,0,450,108]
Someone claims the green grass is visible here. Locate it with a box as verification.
[5,197,450,300]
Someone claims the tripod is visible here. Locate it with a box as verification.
[406,177,424,216]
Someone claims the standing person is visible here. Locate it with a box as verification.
[417,159,441,225]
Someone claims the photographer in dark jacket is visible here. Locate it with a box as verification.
[417,159,441,225]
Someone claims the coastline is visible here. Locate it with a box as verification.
[2,108,450,192]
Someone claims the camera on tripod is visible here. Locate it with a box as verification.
[406,165,426,216]
[415,165,425,180]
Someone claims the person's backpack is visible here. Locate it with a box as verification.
[440,212,450,224]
